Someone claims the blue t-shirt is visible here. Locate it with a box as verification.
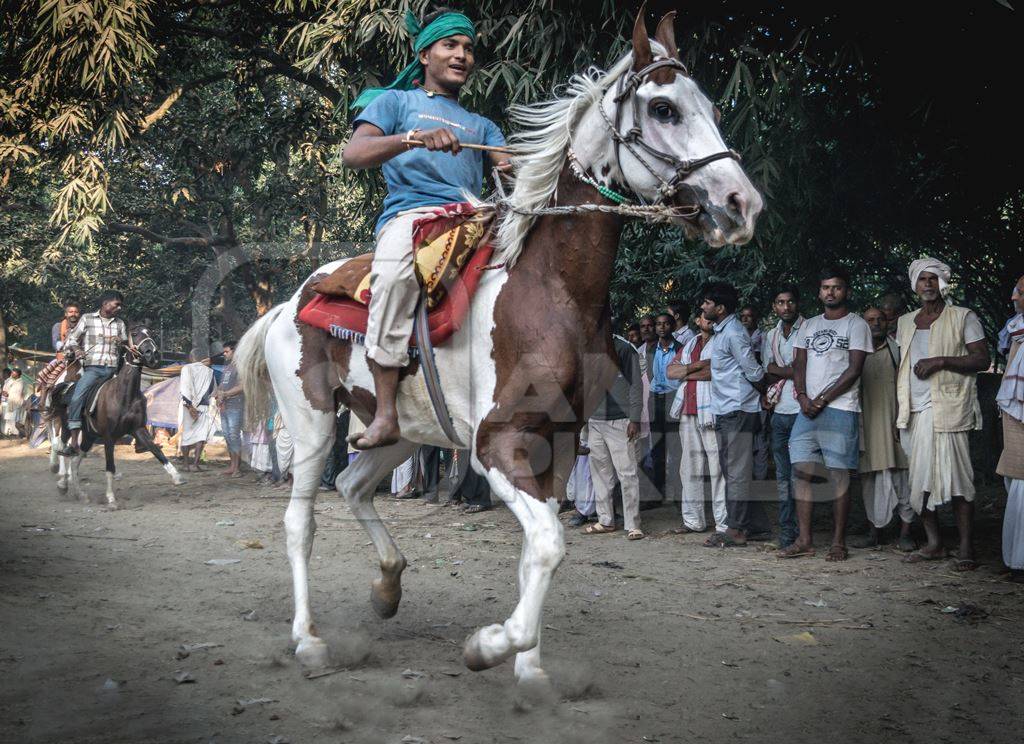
[354,88,505,234]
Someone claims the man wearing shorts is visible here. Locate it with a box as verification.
[781,266,872,561]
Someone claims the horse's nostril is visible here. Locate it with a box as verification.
[727,191,747,221]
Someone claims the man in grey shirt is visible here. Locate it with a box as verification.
[690,282,767,547]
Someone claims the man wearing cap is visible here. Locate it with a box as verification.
[897,258,989,570]
[341,7,508,450]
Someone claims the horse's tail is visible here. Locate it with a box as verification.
[236,305,283,429]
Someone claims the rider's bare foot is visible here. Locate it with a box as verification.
[348,416,400,450]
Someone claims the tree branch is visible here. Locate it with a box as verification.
[106,222,232,249]
[139,71,233,132]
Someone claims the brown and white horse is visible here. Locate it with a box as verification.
[51,325,185,505]
[236,12,762,684]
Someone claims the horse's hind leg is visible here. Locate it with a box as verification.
[282,421,334,668]
[337,440,417,620]
[134,427,184,486]
[463,466,565,683]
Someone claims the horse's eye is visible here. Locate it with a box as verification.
[649,100,678,123]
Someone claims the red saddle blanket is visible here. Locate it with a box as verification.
[297,203,496,348]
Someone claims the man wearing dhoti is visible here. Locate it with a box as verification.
[897,258,989,570]
[178,351,216,472]
[2,368,29,437]
[851,307,914,551]
[996,274,1024,581]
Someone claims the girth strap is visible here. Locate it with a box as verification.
[413,289,466,448]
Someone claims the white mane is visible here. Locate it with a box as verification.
[494,45,666,266]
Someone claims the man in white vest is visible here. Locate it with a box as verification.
[897,258,989,571]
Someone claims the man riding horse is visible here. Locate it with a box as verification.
[341,6,509,450]
[59,290,132,455]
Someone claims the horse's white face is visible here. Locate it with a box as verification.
[605,71,762,247]
[573,14,763,248]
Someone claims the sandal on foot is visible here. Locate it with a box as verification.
[703,532,746,548]
[627,529,645,541]
[903,550,946,564]
[953,558,978,572]
[896,535,916,553]
[462,504,491,514]
[583,523,617,535]
[777,544,816,559]
[670,524,705,535]
[825,544,850,562]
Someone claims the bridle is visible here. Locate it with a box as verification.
[598,57,740,208]
[496,55,743,224]
[124,333,158,367]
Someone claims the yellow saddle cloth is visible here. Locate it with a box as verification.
[311,203,495,310]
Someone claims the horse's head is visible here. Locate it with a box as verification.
[128,324,161,368]
[582,11,763,246]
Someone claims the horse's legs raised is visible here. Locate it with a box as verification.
[337,440,417,620]
[134,427,184,485]
[463,468,564,680]
[283,428,334,668]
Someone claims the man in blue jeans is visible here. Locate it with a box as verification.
[781,267,872,562]
[61,290,129,454]
[762,285,805,548]
[215,340,245,477]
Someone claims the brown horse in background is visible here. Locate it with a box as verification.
[50,324,185,505]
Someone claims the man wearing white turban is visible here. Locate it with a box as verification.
[896,257,989,570]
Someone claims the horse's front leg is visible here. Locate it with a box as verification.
[134,427,184,486]
[48,420,61,474]
[103,438,117,506]
[463,466,565,683]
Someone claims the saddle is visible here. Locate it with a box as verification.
[57,376,113,419]
[298,202,497,348]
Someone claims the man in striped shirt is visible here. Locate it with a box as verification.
[61,290,129,454]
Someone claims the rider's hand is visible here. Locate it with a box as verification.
[418,127,461,155]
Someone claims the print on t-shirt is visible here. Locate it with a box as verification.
[794,313,873,413]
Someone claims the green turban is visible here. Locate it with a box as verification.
[351,10,476,110]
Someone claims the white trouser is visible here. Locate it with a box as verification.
[588,418,641,532]
[275,424,294,477]
[861,469,913,528]
[365,207,438,368]
[678,415,727,532]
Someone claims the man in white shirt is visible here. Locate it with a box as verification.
[761,285,804,548]
[780,267,872,561]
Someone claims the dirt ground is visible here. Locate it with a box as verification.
[1,438,1023,744]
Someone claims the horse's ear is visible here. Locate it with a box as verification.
[654,11,678,59]
[632,3,653,71]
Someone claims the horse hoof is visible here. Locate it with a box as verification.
[463,624,508,672]
[50,463,59,474]
[370,579,401,619]
[56,480,68,492]
[512,675,555,712]
[172,476,186,486]
[295,637,331,669]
